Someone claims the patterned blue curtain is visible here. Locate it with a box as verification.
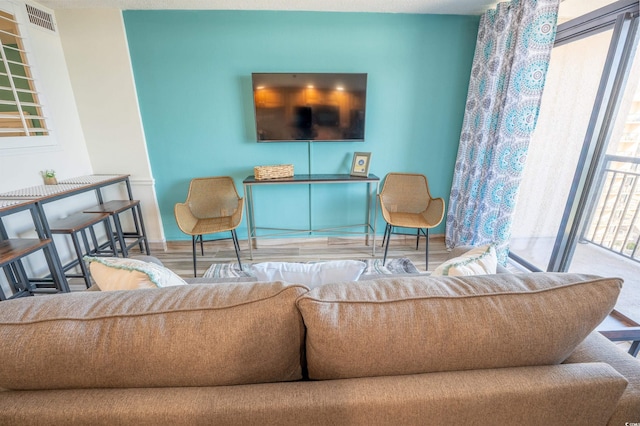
[445,0,560,264]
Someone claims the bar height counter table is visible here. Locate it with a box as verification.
[0,175,134,206]
[0,175,148,298]
[243,173,379,260]
[0,175,148,254]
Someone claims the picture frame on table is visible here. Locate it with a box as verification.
[350,152,371,177]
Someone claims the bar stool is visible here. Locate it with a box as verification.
[84,200,150,258]
[49,212,118,288]
[0,239,55,299]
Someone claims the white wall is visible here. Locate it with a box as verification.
[0,0,91,191]
[0,2,165,284]
[52,8,165,246]
[0,0,98,294]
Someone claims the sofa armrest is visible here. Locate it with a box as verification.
[564,331,640,424]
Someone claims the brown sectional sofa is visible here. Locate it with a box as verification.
[0,272,639,425]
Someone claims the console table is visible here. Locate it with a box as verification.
[243,174,379,259]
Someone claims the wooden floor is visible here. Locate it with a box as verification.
[150,234,451,279]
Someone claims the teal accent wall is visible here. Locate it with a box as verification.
[123,11,479,241]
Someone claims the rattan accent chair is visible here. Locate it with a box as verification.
[174,176,244,276]
[378,173,445,268]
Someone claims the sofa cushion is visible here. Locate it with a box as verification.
[0,362,628,425]
[296,273,622,380]
[252,260,366,288]
[0,282,308,390]
[432,244,497,276]
[84,256,187,290]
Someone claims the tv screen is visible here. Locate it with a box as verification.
[251,73,367,142]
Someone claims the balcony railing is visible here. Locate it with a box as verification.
[581,155,640,262]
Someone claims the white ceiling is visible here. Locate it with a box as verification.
[33,0,617,19]
[34,0,501,15]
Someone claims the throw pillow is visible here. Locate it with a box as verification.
[252,260,367,288]
[84,256,187,291]
[432,244,497,276]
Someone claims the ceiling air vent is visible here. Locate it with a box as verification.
[25,4,56,32]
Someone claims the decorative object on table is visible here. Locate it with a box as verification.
[41,169,57,185]
[254,164,294,180]
[379,172,445,267]
[203,257,420,279]
[174,176,244,276]
[350,152,371,177]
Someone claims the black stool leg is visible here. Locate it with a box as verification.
[134,203,150,254]
[381,223,390,248]
[192,235,197,277]
[111,214,128,257]
[88,226,99,253]
[425,228,429,270]
[13,261,32,294]
[103,219,118,257]
[231,229,242,269]
[80,228,92,255]
[130,204,144,253]
[0,268,9,300]
[383,225,392,266]
[72,231,92,289]
[2,263,21,296]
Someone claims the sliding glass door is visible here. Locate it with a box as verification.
[568,34,640,319]
[510,0,640,322]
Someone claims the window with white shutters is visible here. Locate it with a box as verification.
[0,8,48,137]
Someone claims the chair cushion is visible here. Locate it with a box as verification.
[296,273,622,380]
[253,260,366,288]
[85,256,187,290]
[432,244,497,276]
[0,282,308,390]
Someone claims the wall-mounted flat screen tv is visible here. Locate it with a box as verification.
[251,73,367,142]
